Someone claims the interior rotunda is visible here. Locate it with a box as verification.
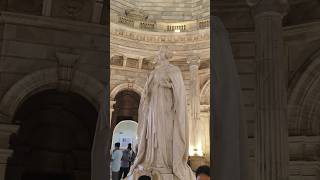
[0,0,317,180]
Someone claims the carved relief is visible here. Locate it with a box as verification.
[125,9,148,21]
[64,0,85,17]
[56,52,79,92]
[51,0,94,22]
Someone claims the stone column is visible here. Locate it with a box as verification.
[0,124,19,180]
[187,56,201,155]
[247,0,289,179]
[91,0,104,23]
[200,105,210,159]
[138,57,144,69]
[123,56,128,68]
[42,0,52,16]
[110,100,116,126]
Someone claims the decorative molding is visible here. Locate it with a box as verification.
[124,9,148,21]
[0,11,107,35]
[0,68,104,122]
[56,52,79,92]
[289,161,320,177]
[247,0,289,17]
[288,51,320,136]
[63,0,86,17]
[110,83,143,100]
[110,22,210,43]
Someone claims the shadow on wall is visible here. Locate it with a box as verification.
[5,89,98,180]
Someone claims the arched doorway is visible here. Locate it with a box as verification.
[5,89,98,180]
[112,120,138,151]
[111,90,140,129]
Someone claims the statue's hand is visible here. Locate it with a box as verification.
[159,79,172,88]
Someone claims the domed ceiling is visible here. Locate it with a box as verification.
[111,0,209,22]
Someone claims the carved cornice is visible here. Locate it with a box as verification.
[111,23,210,43]
[0,11,107,35]
[247,0,289,17]
[111,12,210,33]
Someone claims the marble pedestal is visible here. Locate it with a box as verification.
[126,173,175,180]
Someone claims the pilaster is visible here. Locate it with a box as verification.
[247,0,289,179]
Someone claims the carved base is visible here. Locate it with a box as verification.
[126,173,175,180]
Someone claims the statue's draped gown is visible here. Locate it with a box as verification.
[130,63,195,180]
[146,64,174,168]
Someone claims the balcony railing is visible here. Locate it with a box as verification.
[112,14,209,32]
[118,16,134,27]
[199,20,210,29]
[140,22,156,31]
[167,25,186,32]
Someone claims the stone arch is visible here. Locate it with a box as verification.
[288,49,320,135]
[110,83,143,101]
[0,68,104,123]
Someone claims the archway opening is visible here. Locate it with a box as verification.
[110,90,140,180]
[112,120,138,151]
[6,89,98,180]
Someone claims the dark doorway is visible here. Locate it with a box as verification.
[5,89,98,180]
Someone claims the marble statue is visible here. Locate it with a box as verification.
[127,45,195,180]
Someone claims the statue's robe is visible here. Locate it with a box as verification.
[130,63,195,180]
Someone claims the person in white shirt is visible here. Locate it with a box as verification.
[111,142,123,180]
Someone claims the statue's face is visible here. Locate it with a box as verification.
[159,50,167,61]
[158,46,173,61]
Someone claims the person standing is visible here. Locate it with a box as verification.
[196,165,211,180]
[127,143,136,168]
[111,142,122,180]
[119,144,131,179]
